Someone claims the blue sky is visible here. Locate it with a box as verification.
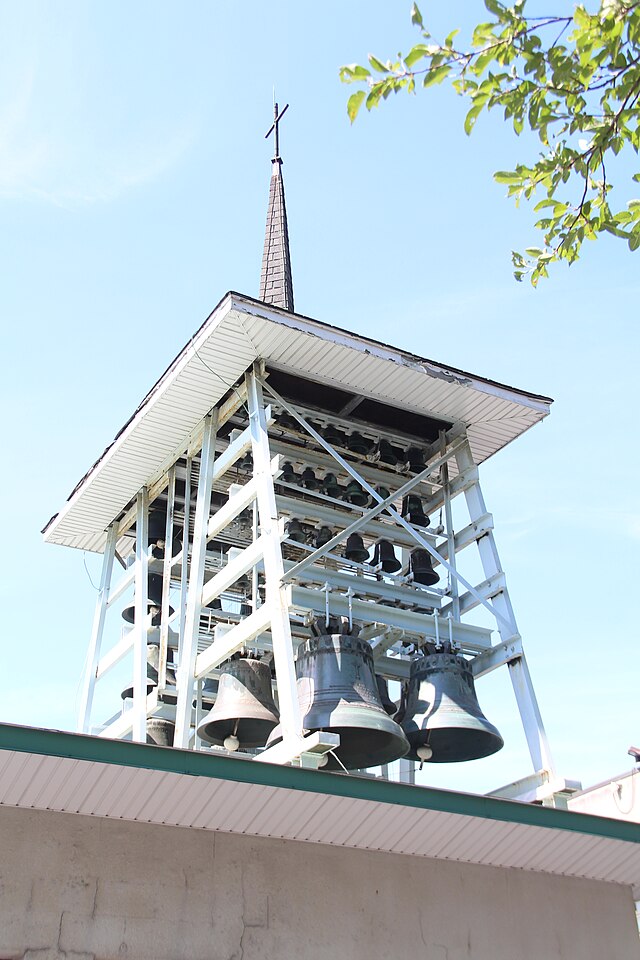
[1,0,638,796]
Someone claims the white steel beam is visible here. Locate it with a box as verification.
[290,586,492,653]
[78,523,118,733]
[175,411,218,748]
[254,731,341,766]
[200,533,274,608]
[454,438,556,776]
[195,603,274,678]
[470,636,523,678]
[246,367,302,742]
[158,465,176,690]
[132,489,149,743]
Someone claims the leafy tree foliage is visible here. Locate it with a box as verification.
[341,1,640,284]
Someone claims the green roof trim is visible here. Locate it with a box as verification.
[1,722,638,845]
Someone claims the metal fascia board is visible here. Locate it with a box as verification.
[0,723,637,847]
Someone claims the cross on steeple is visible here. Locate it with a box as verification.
[264,102,289,161]
[259,100,294,312]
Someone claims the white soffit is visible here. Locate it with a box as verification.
[43,292,553,553]
[0,726,638,897]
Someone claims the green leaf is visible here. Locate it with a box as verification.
[464,102,484,135]
[347,90,366,124]
[411,3,423,28]
[629,233,640,251]
[494,170,522,184]
[423,64,451,87]
[404,44,430,69]
[368,54,390,73]
[525,247,544,257]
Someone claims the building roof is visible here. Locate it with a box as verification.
[0,723,638,895]
[42,291,553,554]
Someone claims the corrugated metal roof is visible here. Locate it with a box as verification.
[43,292,553,553]
[1,724,638,896]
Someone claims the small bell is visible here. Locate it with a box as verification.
[371,540,401,573]
[281,461,297,484]
[322,424,346,448]
[372,439,398,465]
[347,432,372,455]
[402,495,429,528]
[301,467,318,489]
[344,481,368,506]
[410,548,439,586]
[344,533,369,563]
[286,518,306,543]
[369,486,391,507]
[404,446,426,473]
[322,473,342,498]
[314,525,334,548]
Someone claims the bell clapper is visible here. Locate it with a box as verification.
[224,718,241,753]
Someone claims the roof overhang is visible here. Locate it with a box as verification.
[43,292,553,553]
[0,724,637,895]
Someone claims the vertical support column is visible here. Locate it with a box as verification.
[455,437,556,775]
[441,456,460,621]
[174,411,218,748]
[246,366,302,742]
[158,465,176,691]
[78,523,118,733]
[179,457,192,645]
[133,488,150,743]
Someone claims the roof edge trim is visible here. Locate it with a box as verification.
[1,723,637,846]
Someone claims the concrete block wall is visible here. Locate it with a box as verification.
[0,806,638,960]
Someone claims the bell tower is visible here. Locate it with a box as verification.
[42,105,576,803]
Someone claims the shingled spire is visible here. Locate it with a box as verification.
[260,102,294,312]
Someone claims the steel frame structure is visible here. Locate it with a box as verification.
[78,362,574,800]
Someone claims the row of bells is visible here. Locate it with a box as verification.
[286,519,439,586]
[195,631,503,769]
[276,415,429,472]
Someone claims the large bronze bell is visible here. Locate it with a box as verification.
[280,631,409,770]
[399,650,503,762]
[344,533,369,563]
[196,657,279,750]
[121,642,177,702]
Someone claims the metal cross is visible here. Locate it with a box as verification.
[264,101,289,160]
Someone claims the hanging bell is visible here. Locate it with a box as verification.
[268,632,409,770]
[369,486,390,507]
[410,548,439,586]
[400,651,503,762]
[122,574,174,625]
[286,517,306,543]
[322,472,342,498]
[314,525,334,548]
[347,432,373,456]
[376,674,398,717]
[301,467,318,489]
[372,540,401,573]
[146,718,175,747]
[372,439,398,466]
[402,495,429,528]
[281,461,297,484]
[322,424,346,448]
[344,533,369,563]
[277,413,298,432]
[344,481,368,506]
[404,446,426,473]
[121,642,177,702]
[196,657,279,750]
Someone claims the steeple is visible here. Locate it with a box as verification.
[260,102,294,312]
